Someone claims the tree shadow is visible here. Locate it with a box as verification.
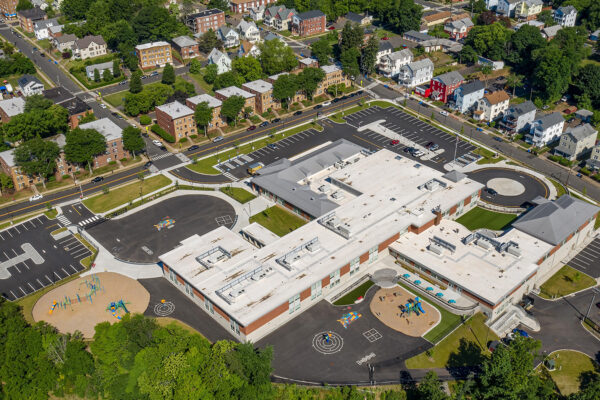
[446,338,485,378]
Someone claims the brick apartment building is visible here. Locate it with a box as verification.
[155,101,197,143]
[214,86,256,115]
[0,0,18,18]
[79,118,130,167]
[242,79,280,114]
[0,149,42,190]
[185,8,225,35]
[315,64,350,96]
[171,36,199,59]
[291,10,326,37]
[136,42,172,70]
[18,7,46,33]
[186,94,226,132]
[230,0,275,14]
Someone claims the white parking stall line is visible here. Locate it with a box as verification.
[581,249,600,259]
[54,271,62,280]
[575,253,595,262]
[584,247,600,257]
[69,264,78,273]
[62,267,70,276]
[21,224,28,231]
[37,278,45,288]
[0,233,3,240]
[10,290,17,300]
[6,229,12,237]
[45,274,52,284]
[19,287,26,296]
[71,249,89,258]
[27,282,35,291]
[30,220,36,228]
[12,264,20,273]
[37,216,43,224]
[13,226,20,234]
[22,260,30,270]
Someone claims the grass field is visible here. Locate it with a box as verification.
[406,313,497,369]
[455,207,517,231]
[539,265,596,299]
[548,177,567,198]
[547,350,599,396]
[83,175,171,213]
[219,187,256,204]
[249,206,307,237]
[103,91,127,108]
[333,280,374,305]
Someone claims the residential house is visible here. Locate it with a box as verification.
[214,86,256,114]
[18,74,44,96]
[155,101,197,143]
[585,145,600,171]
[0,0,18,18]
[263,32,280,42]
[403,30,435,43]
[237,20,260,43]
[207,48,232,74]
[171,36,199,59]
[477,56,504,71]
[85,61,114,80]
[591,30,600,41]
[0,97,25,122]
[376,41,394,64]
[421,38,463,53]
[217,26,240,48]
[514,20,545,30]
[17,7,45,33]
[397,58,434,87]
[526,112,565,147]
[249,5,265,22]
[474,90,510,121]
[0,149,42,191]
[514,0,543,20]
[500,100,537,133]
[237,40,261,58]
[421,10,451,27]
[444,17,473,40]
[48,24,63,39]
[78,118,130,167]
[230,0,276,14]
[54,34,76,52]
[542,25,562,40]
[74,35,107,60]
[344,12,373,26]
[186,94,225,132]
[575,109,594,123]
[298,57,318,69]
[315,64,350,96]
[453,80,485,114]
[497,0,519,17]
[554,5,577,27]
[135,41,172,70]
[33,17,58,40]
[430,71,464,103]
[554,124,597,161]
[264,5,296,31]
[291,10,326,37]
[185,9,225,35]
[242,79,279,114]
[485,0,498,10]
[378,49,413,78]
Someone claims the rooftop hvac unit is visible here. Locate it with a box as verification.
[306,240,321,252]
[318,184,331,193]
[428,243,443,255]
[251,271,267,281]
[425,180,440,191]
[477,239,492,250]
[229,289,245,299]
[331,191,345,200]
[506,246,522,257]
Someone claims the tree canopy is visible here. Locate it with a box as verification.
[297,67,326,99]
[1,105,68,143]
[232,57,263,83]
[13,137,60,184]
[221,95,246,125]
[161,63,175,85]
[64,128,107,172]
[122,126,145,155]
[272,74,299,105]
[310,37,333,66]
[258,39,298,76]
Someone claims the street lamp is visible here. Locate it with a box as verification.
[584,288,600,322]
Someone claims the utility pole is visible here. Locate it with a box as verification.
[584,288,600,321]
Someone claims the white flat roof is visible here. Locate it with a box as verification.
[389,219,551,305]
[241,222,280,246]
[136,41,170,50]
[156,101,194,119]
[187,94,222,109]
[242,79,272,94]
[321,64,341,75]
[0,97,25,117]
[160,149,485,326]
[79,118,122,141]
[215,86,255,99]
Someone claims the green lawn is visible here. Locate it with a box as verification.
[219,187,256,204]
[474,147,504,164]
[189,70,215,95]
[547,350,599,396]
[455,207,517,231]
[539,265,596,299]
[187,123,322,175]
[103,91,127,108]
[249,206,307,237]
[405,313,498,369]
[333,280,374,305]
[83,175,171,213]
[548,178,567,198]
[44,208,58,219]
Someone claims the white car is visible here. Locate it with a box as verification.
[29,194,43,202]
[413,150,425,157]
[152,139,162,147]
[99,103,107,109]
[322,101,331,106]
[439,110,449,116]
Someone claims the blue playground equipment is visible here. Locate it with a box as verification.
[107,299,130,320]
[404,297,426,316]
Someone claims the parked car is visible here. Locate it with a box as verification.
[293,110,302,116]
[152,139,162,146]
[314,104,322,109]
[322,101,331,106]
[430,144,439,151]
[272,118,281,123]
[99,103,107,109]
[213,136,224,143]
[267,143,277,149]
[404,147,414,153]
[91,176,104,183]
[259,121,269,127]
[144,161,153,169]
[493,136,503,142]
[247,125,256,131]
[150,71,159,77]
[332,98,340,103]
[512,328,529,338]
[382,36,389,40]
[29,194,43,202]
[413,150,424,157]
[486,187,498,196]
[439,110,449,116]
[119,80,128,85]
[188,145,199,151]
[390,139,399,145]
[425,141,435,149]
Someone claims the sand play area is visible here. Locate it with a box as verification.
[33,272,150,338]
[370,286,440,337]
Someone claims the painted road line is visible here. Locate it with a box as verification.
[27,282,35,291]
[19,287,26,296]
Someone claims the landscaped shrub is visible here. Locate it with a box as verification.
[580,167,591,176]
[151,124,175,143]
[139,115,151,125]
[179,137,188,143]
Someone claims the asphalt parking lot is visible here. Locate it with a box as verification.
[0,215,91,301]
[87,194,236,263]
[567,237,600,277]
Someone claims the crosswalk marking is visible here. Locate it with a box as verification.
[78,215,101,227]
[223,172,239,182]
[57,214,70,226]
[150,153,174,161]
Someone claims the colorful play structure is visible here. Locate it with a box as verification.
[337,311,362,329]
[107,300,130,320]
[322,332,333,344]
[155,216,175,231]
[400,297,426,317]
[49,274,105,314]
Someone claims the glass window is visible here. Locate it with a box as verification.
[368,245,378,263]
[329,269,340,289]
[230,319,240,334]
[205,298,214,314]
[350,257,360,276]
[288,294,300,314]
[311,282,322,300]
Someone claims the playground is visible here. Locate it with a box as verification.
[369,286,440,337]
[32,272,150,338]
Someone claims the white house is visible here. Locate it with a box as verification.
[585,145,600,171]
[85,61,114,80]
[474,90,510,122]
[236,20,260,43]
[264,5,296,31]
[54,33,77,52]
[249,5,265,22]
[397,58,434,87]
[454,80,485,114]
[237,40,261,58]
[554,124,598,161]
[17,75,44,96]
[527,112,565,147]
[33,18,58,40]
[207,48,232,74]
[497,0,519,17]
[217,26,240,48]
[376,41,394,64]
[485,0,498,10]
[500,100,537,133]
[554,5,577,27]
[378,49,413,78]
[73,35,107,60]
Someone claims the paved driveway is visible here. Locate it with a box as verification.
[567,237,600,278]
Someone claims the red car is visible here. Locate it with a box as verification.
[390,140,399,145]
[328,26,335,30]
[382,36,389,40]
[247,125,256,131]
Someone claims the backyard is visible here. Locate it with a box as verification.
[248,206,307,237]
[455,207,517,231]
[538,265,596,299]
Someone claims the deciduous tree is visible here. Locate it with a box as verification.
[122,126,145,156]
[258,39,297,75]
[272,74,299,107]
[232,56,263,82]
[198,29,223,53]
[341,47,360,79]
[204,63,219,84]
[194,101,213,136]
[221,95,246,126]
[360,36,379,76]
[64,128,107,173]
[129,70,143,94]
[297,67,325,99]
[14,137,60,188]
[310,37,333,66]
[161,63,175,85]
